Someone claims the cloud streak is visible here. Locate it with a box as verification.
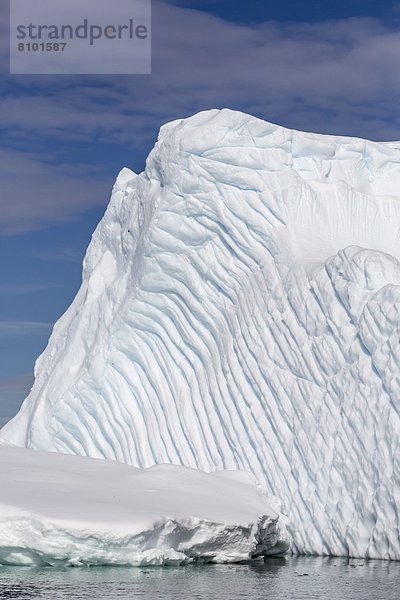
[0,283,56,295]
[0,373,33,395]
[0,321,53,336]
[34,247,84,263]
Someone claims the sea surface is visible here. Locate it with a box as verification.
[0,556,399,600]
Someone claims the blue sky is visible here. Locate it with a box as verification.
[1,0,400,425]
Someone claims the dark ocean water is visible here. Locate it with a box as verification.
[0,556,399,600]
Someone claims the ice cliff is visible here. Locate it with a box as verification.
[2,109,400,559]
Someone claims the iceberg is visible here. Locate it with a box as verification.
[2,109,400,559]
[0,444,288,566]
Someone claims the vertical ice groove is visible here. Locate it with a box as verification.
[2,109,400,558]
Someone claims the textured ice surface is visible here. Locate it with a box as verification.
[2,109,400,559]
[0,444,287,566]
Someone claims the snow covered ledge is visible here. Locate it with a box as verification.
[0,445,289,567]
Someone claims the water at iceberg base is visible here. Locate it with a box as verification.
[2,108,400,561]
[1,558,400,600]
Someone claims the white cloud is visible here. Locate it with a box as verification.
[1,4,399,141]
[1,1,400,233]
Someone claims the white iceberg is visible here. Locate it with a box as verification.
[0,444,288,566]
[2,109,400,559]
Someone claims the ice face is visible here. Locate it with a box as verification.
[2,109,400,559]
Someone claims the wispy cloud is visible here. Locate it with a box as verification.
[0,283,56,295]
[34,247,85,263]
[0,373,33,395]
[2,3,399,141]
[0,148,111,235]
[0,321,53,336]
